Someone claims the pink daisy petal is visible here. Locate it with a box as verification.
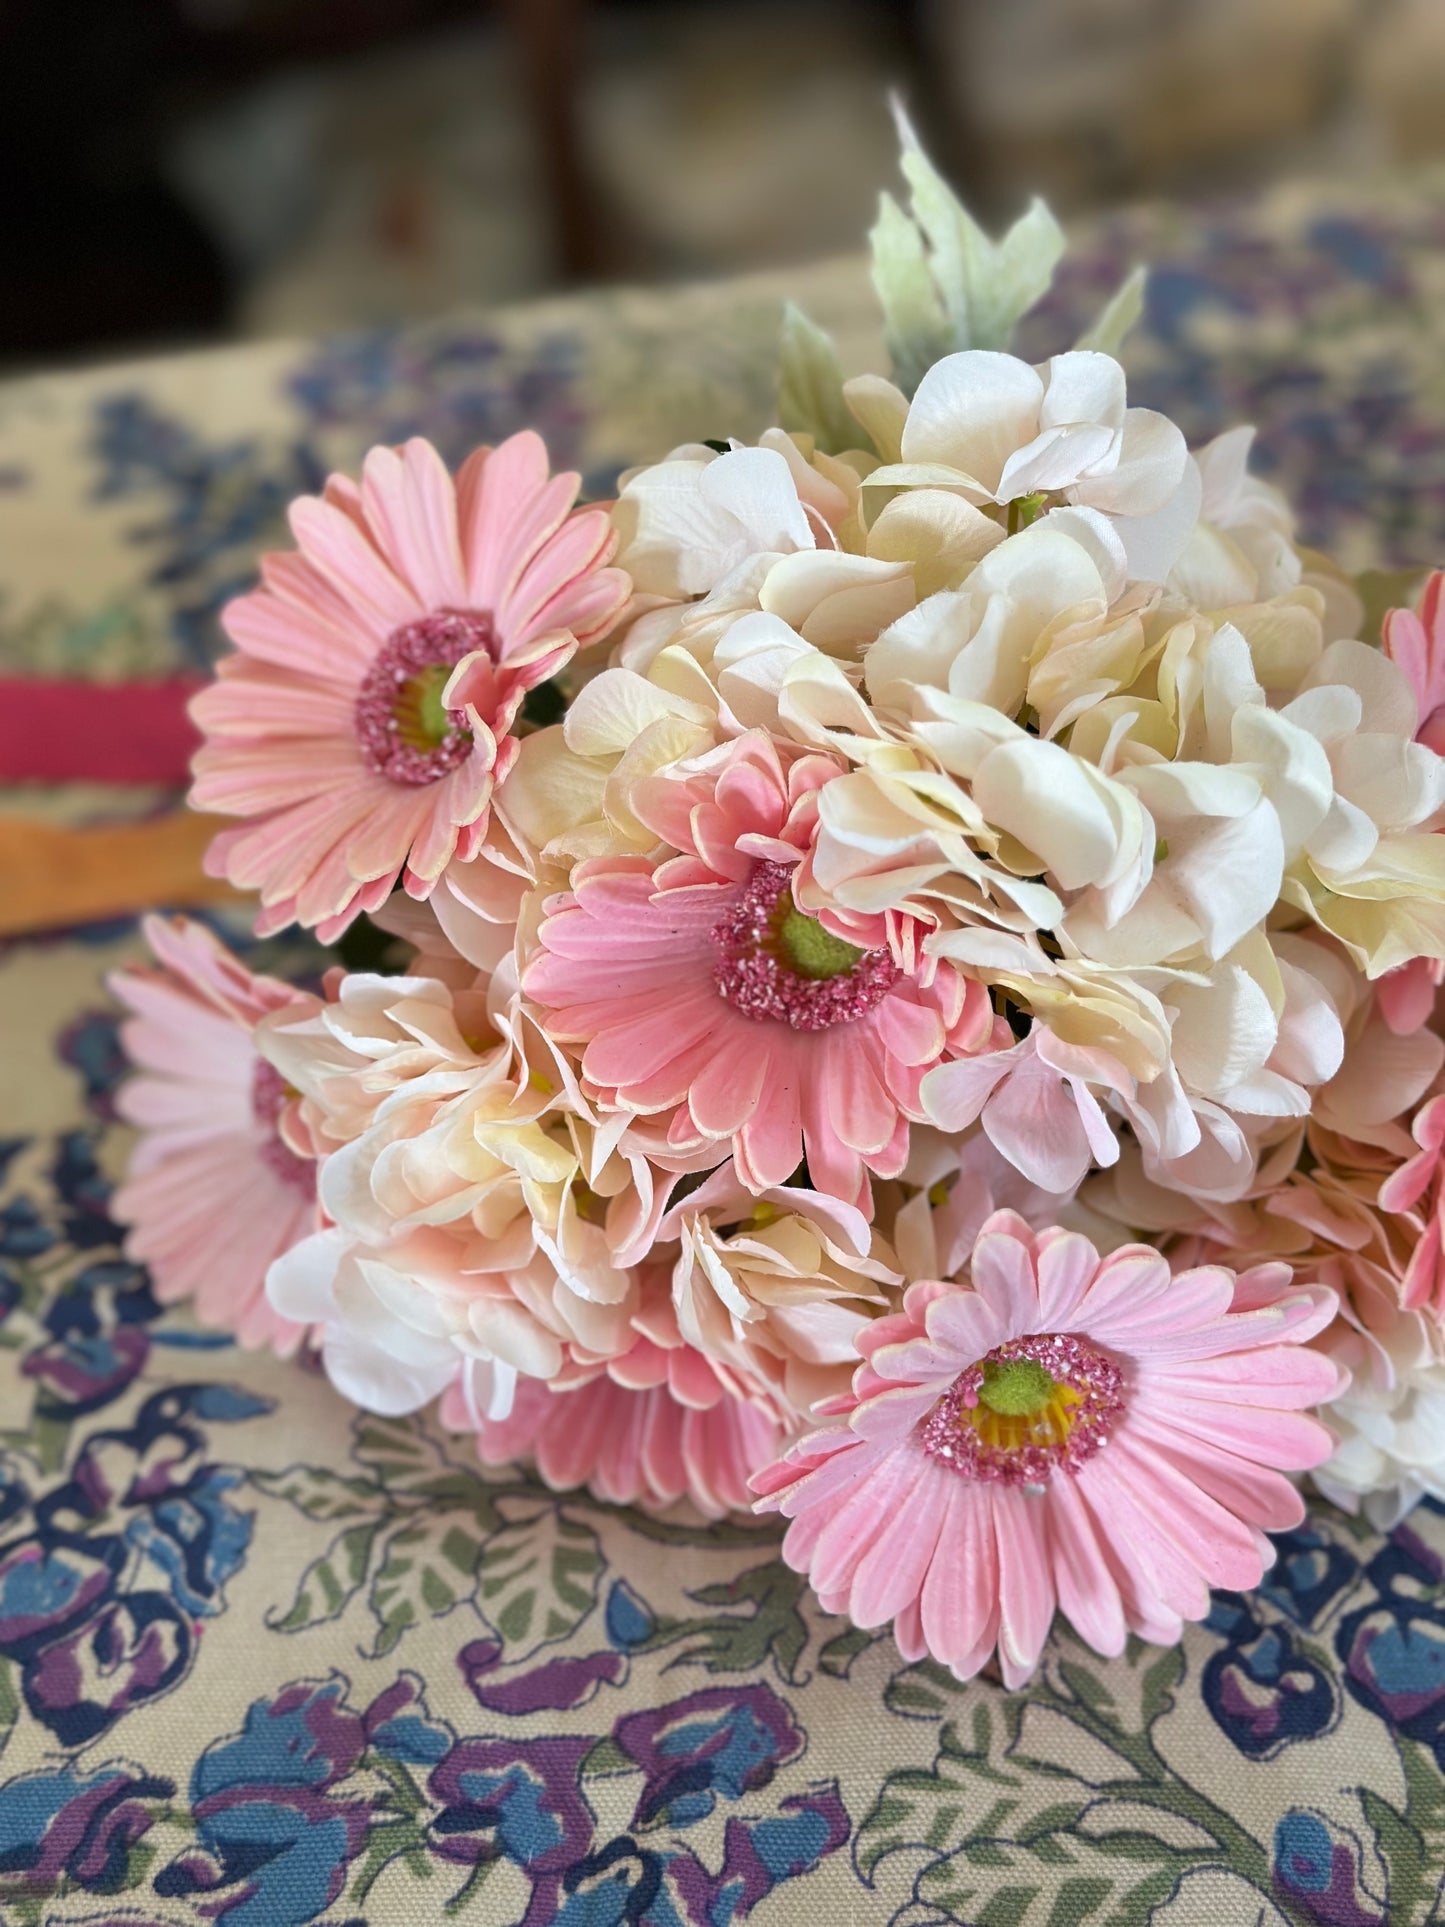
[920,1479,1001,1674]
[1125,1412,1307,1532]
[499,508,616,642]
[458,434,578,610]
[526,733,997,1207]
[754,1210,1343,1684]
[993,1486,1056,1687]
[194,432,622,934]
[1044,1474,1128,1658]
[290,494,422,636]
[359,439,467,611]
[108,919,319,1355]
[848,1450,949,1626]
[474,1328,781,1519]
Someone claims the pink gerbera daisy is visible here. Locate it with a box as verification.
[110,915,320,1353]
[451,1291,780,1517]
[1379,1090,1445,1315]
[191,432,629,939]
[1383,568,1445,755]
[523,731,996,1207]
[753,1210,1342,1685]
[1379,571,1445,1031]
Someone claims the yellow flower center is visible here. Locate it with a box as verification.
[963,1359,1083,1457]
[396,662,458,751]
[921,1334,1124,1485]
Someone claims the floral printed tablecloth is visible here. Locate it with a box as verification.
[8,169,1445,1927]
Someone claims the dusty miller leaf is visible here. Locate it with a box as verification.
[870,188,953,397]
[778,302,862,455]
[873,100,1065,392]
[1075,264,1148,356]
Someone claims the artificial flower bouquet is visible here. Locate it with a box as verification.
[111,116,1445,1690]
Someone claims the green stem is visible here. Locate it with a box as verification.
[1029,1683,1320,1927]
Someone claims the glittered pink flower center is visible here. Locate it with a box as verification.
[353,610,493,785]
[252,1059,314,1192]
[921,1333,1124,1485]
[712,859,900,1032]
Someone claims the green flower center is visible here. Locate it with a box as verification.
[397,662,459,752]
[977,1356,1057,1418]
[354,611,489,786]
[777,904,866,981]
[1005,490,1051,534]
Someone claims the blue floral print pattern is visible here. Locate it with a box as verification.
[3,971,1445,1922]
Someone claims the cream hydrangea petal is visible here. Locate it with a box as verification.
[614,446,814,597]
[1303,637,1419,737]
[1079,408,1188,516]
[1038,351,1128,434]
[564,667,708,757]
[1106,455,1202,582]
[700,445,817,554]
[974,738,1139,892]
[324,1326,460,1417]
[759,550,915,650]
[1168,965,1279,1103]
[898,349,1045,492]
[843,373,910,462]
[865,490,1005,596]
[999,424,1117,499]
[1036,505,1129,602]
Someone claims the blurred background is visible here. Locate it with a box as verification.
[3,0,1444,367]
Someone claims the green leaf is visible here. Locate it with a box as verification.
[268,1520,381,1633]
[1366,1736,1445,1926]
[443,1855,501,1915]
[350,1820,433,1905]
[873,100,1065,392]
[636,1559,812,1681]
[477,1507,602,1659]
[885,1656,967,1720]
[369,1513,487,1657]
[1136,1643,1185,1733]
[0,1657,18,1762]
[333,912,407,975]
[819,1623,880,1678]
[253,1463,383,1524]
[352,1412,453,1492]
[581,1735,632,1779]
[870,189,952,398]
[856,1700,1088,1879]
[778,302,863,455]
[1075,265,1148,356]
[521,678,568,729]
[917,1824,1210,1925]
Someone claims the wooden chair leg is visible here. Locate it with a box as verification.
[499,0,609,282]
